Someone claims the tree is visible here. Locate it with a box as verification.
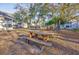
[14,4,30,28]
[33,3,50,27]
[47,3,79,31]
[13,3,79,30]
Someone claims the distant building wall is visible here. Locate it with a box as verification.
[60,21,79,29]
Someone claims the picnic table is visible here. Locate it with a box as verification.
[27,30,54,41]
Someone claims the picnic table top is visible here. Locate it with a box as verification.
[27,30,54,35]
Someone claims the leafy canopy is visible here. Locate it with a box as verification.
[46,16,60,25]
[46,16,67,25]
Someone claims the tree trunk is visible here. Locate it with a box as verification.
[27,19,31,29]
[56,20,60,31]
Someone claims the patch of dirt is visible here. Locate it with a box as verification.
[0,29,79,55]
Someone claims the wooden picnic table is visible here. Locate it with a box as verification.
[27,30,54,41]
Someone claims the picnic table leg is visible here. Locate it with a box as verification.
[46,36,50,41]
[29,32,32,38]
[44,35,49,41]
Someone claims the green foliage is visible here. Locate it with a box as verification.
[46,16,67,26]
[46,16,60,25]
[13,12,22,23]
[14,3,79,27]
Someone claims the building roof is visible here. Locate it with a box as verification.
[0,11,14,20]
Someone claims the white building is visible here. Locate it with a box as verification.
[60,20,79,29]
[0,11,14,30]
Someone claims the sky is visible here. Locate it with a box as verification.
[0,3,17,13]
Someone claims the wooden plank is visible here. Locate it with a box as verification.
[27,30,54,35]
[26,37,52,47]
